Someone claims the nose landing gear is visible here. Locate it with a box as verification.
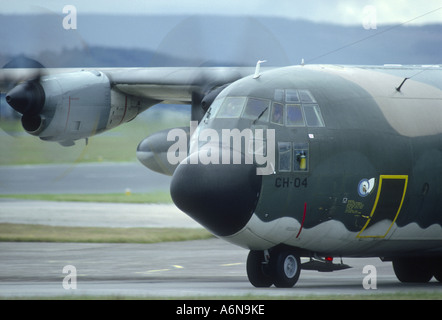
[247,246,301,288]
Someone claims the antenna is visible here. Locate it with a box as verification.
[253,60,267,79]
[304,7,442,64]
[396,77,409,92]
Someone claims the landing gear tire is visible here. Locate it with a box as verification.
[246,248,301,288]
[392,258,433,283]
[270,248,301,288]
[246,251,273,288]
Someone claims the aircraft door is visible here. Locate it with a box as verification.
[357,175,408,238]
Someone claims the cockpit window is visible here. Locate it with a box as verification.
[285,89,300,103]
[216,97,246,118]
[213,89,325,127]
[274,89,284,102]
[271,102,284,125]
[286,104,304,127]
[303,104,325,127]
[242,98,270,121]
[278,142,292,172]
[205,97,224,121]
[298,90,316,103]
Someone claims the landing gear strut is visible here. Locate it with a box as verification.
[246,246,301,288]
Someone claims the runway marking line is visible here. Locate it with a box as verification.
[136,265,184,274]
[137,269,171,274]
[220,262,243,267]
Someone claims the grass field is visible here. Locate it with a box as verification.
[0,189,203,244]
[0,192,196,242]
[0,223,212,243]
[0,192,173,203]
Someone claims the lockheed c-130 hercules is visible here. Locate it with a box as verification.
[1,60,442,288]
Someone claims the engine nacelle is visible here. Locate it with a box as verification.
[137,127,190,176]
[6,70,154,146]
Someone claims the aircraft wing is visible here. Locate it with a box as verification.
[0,67,255,104]
[104,67,255,104]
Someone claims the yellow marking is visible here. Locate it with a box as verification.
[136,269,171,274]
[357,175,408,238]
[136,266,184,274]
[220,263,243,267]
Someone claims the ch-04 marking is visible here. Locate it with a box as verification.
[274,177,308,188]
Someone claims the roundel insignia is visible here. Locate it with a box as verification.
[358,178,375,197]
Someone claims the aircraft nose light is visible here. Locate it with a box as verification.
[170,151,262,237]
[6,81,45,115]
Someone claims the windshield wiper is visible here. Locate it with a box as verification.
[253,107,268,124]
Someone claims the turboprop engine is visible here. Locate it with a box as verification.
[6,70,152,146]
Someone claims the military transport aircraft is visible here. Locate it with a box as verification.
[1,61,442,287]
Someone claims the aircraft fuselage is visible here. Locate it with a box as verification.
[172,65,442,260]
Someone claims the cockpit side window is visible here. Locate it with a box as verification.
[278,142,292,172]
[216,97,246,118]
[205,97,224,121]
[271,102,284,125]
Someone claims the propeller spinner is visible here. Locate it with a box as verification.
[6,79,45,116]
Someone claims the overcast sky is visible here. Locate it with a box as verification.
[1,0,442,25]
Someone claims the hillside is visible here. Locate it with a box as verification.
[1,14,441,67]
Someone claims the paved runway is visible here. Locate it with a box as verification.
[1,239,441,298]
[0,162,171,194]
[0,163,441,298]
[0,199,441,298]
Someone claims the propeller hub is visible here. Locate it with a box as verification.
[6,80,45,115]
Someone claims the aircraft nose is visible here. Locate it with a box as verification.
[170,150,262,237]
